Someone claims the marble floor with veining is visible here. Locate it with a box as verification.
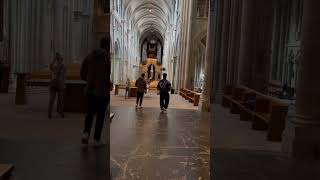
[110,107,210,180]
[2,88,320,180]
[0,90,209,180]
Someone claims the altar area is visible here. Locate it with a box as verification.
[139,58,162,91]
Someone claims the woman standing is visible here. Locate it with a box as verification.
[125,77,131,99]
[48,53,66,118]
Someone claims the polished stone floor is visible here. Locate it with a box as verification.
[0,140,107,180]
[1,89,320,180]
[212,105,320,180]
[0,90,209,180]
[110,89,198,110]
[110,107,209,180]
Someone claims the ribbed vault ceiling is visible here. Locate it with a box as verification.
[124,0,175,43]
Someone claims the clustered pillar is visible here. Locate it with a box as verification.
[282,0,320,160]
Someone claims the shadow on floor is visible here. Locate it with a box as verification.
[0,139,107,180]
[212,148,320,180]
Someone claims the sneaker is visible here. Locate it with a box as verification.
[93,140,105,147]
[81,133,89,144]
[135,104,138,108]
[110,113,115,123]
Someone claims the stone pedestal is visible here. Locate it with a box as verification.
[282,115,320,159]
[15,73,27,105]
[282,0,320,160]
[115,84,119,95]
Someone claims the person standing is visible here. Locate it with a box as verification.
[125,77,131,99]
[135,73,147,108]
[48,53,66,119]
[80,37,110,145]
[157,73,171,113]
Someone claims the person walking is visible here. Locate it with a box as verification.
[48,53,66,118]
[80,37,110,145]
[135,73,147,108]
[157,73,171,113]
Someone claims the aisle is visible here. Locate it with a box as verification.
[110,106,210,180]
[110,90,199,110]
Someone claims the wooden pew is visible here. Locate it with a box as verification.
[239,91,256,121]
[246,87,289,141]
[222,85,289,141]
[228,86,246,114]
[222,85,233,107]
[23,63,114,113]
[179,88,201,106]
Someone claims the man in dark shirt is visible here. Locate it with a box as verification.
[135,73,147,108]
[80,37,110,146]
[157,73,171,113]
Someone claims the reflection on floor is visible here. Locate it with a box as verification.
[0,91,108,180]
[111,90,198,110]
[0,90,209,180]
[110,107,209,179]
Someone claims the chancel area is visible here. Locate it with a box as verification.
[1,0,320,179]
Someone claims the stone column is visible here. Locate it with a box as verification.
[238,0,256,86]
[200,2,214,112]
[177,0,188,91]
[185,0,198,90]
[282,0,320,160]
[209,0,215,178]
[226,0,242,85]
[215,0,231,103]
[252,0,274,91]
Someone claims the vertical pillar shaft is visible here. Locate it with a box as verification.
[238,0,256,86]
[282,0,320,160]
[215,0,231,102]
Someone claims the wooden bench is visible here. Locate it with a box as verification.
[222,86,247,114]
[0,164,14,179]
[21,63,113,113]
[179,88,201,106]
[222,85,289,141]
[267,80,283,97]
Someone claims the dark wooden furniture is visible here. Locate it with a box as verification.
[0,164,14,179]
[64,80,87,113]
[179,88,201,106]
[129,87,137,97]
[222,85,289,141]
